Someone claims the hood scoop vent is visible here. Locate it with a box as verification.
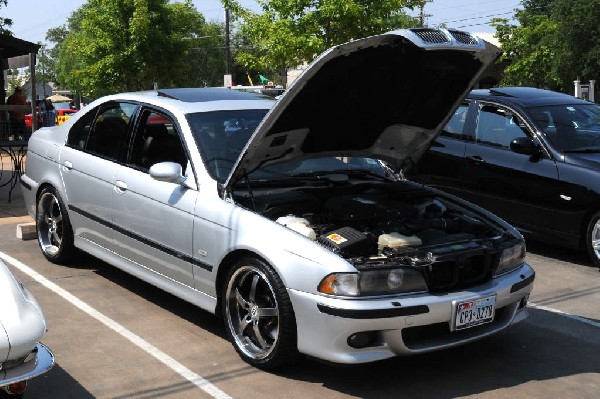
[411,28,451,44]
[448,30,479,46]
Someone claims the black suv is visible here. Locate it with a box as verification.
[410,87,600,267]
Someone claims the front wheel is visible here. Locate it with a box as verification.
[36,187,75,264]
[585,212,600,268]
[222,258,299,369]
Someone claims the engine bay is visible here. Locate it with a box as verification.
[234,180,513,290]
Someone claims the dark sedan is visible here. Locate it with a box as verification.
[410,87,600,267]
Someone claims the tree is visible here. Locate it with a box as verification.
[36,45,55,97]
[222,0,423,86]
[492,12,560,90]
[0,0,13,35]
[185,21,227,87]
[552,0,600,89]
[492,0,600,93]
[6,69,23,93]
[53,0,224,98]
[44,27,69,88]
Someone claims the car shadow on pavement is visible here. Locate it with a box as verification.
[76,252,228,341]
[85,247,600,398]
[275,308,600,398]
[526,239,597,271]
[25,364,95,398]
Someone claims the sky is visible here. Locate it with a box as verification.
[3,0,523,45]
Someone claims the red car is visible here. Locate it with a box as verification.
[25,108,77,127]
[56,108,77,125]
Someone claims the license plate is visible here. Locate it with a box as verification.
[454,295,496,331]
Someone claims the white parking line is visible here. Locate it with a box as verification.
[529,302,600,329]
[0,252,232,399]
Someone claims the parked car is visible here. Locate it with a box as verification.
[21,28,534,369]
[0,259,54,398]
[56,109,77,125]
[410,87,600,267]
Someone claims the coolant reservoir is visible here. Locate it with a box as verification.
[276,216,317,240]
[378,232,422,250]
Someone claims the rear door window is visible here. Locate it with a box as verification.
[475,104,529,148]
[69,102,137,162]
[441,102,470,140]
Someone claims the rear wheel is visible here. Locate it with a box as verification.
[0,385,25,398]
[36,187,75,264]
[222,257,299,369]
[585,212,600,268]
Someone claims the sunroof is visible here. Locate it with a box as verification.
[157,88,270,102]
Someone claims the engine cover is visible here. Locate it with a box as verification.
[317,227,372,257]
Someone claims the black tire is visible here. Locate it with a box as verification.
[36,187,76,264]
[0,388,24,398]
[585,211,600,268]
[222,257,299,370]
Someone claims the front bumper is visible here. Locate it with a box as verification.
[0,343,55,387]
[289,263,535,364]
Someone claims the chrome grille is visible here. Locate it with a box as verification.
[449,30,479,45]
[410,28,450,44]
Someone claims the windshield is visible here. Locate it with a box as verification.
[189,109,389,184]
[188,109,269,182]
[528,103,600,152]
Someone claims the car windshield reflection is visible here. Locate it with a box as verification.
[188,109,269,182]
[529,103,600,152]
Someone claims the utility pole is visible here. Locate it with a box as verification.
[225,9,232,76]
[224,8,233,87]
[417,0,432,27]
[41,47,47,98]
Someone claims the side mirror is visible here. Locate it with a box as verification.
[149,162,184,184]
[510,136,540,156]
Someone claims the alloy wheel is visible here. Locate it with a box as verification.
[224,265,280,360]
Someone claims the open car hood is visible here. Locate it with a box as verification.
[225,28,500,187]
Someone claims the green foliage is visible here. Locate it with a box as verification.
[52,0,224,98]
[223,0,421,85]
[520,0,552,15]
[492,14,560,90]
[37,45,56,92]
[0,0,13,35]
[6,69,23,93]
[493,0,600,93]
[552,0,600,88]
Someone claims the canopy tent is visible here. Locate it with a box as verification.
[0,34,40,133]
[47,94,72,103]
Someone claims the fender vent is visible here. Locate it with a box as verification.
[449,30,479,45]
[410,28,450,44]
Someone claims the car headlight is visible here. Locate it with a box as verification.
[318,268,427,297]
[495,242,526,277]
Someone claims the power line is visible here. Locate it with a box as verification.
[426,1,521,29]
[439,10,515,25]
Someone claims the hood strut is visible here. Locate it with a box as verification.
[244,170,257,211]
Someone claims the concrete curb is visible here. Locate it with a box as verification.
[16,222,36,240]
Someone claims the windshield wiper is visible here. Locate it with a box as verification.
[291,169,390,181]
[342,169,391,181]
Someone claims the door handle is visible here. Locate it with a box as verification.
[466,155,486,164]
[62,160,73,172]
[114,180,128,193]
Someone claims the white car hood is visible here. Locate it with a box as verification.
[0,261,46,362]
[225,28,499,187]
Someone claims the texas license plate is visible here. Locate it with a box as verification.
[454,295,496,331]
